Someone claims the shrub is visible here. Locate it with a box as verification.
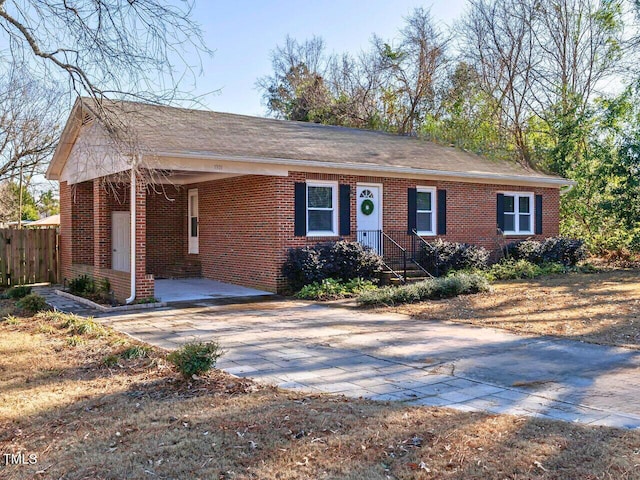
[102,354,120,367]
[418,239,490,276]
[68,274,96,296]
[167,340,223,379]
[16,293,49,313]
[98,277,111,295]
[486,259,567,281]
[34,311,107,337]
[357,273,490,306]
[321,241,385,280]
[2,314,20,325]
[505,237,586,266]
[66,318,107,337]
[120,344,153,359]
[6,285,32,299]
[67,335,84,347]
[296,277,376,300]
[283,241,384,291]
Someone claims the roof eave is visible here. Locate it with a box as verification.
[46,98,87,181]
[151,151,575,188]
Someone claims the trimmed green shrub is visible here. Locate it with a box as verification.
[16,293,49,313]
[68,274,96,296]
[357,273,490,306]
[296,278,377,300]
[485,259,566,281]
[6,285,32,299]
[167,340,223,379]
[283,241,384,291]
[505,237,586,266]
[418,239,490,276]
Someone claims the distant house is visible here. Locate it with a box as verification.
[28,214,60,228]
[46,98,573,302]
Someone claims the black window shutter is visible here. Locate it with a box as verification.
[437,189,447,235]
[407,188,417,234]
[535,194,543,235]
[339,184,351,236]
[294,182,306,236]
[496,193,505,232]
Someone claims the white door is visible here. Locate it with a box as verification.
[356,185,382,254]
[112,211,131,272]
[188,189,199,254]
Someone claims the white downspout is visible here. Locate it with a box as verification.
[125,168,136,304]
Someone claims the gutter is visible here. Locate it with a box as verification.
[152,151,576,188]
[125,168,136,304]
[560,183,575,195]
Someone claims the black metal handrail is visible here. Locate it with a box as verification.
[356,230,407,282]
[410,229,436,278]
[381,231,407,281]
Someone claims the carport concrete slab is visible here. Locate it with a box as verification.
[154,278,273,303]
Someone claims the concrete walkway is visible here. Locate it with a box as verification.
[40,289,640,428]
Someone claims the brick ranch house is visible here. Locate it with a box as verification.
[46,98,573,302]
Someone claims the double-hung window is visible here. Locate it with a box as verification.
[416,187,436,235]
[502,192,534,235]
[307,181,338,236]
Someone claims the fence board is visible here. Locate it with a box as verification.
[0,228,59,287]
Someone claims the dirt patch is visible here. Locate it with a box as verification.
[1,308,640,479]
[390,270,640,349]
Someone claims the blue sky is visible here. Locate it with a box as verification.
[190,1,467,116]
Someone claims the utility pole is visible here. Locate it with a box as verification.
[18,165,23,229]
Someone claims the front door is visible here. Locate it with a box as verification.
[356,184,382,254]
[188,189,199,254]
[112,211,131,272]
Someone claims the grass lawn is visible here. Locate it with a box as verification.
[1,305,640,479]
[388,269,640,350]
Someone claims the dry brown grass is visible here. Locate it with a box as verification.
[390,269,640,349]
[1,307,640,479]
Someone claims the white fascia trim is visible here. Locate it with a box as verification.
[152,151,575,188]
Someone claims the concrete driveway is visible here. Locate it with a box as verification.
[95,297,640,429]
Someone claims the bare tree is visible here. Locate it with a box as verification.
[459,0,623,169]
[373,7,449,135]
[257,36,331,121]
[459,0,538,165]
[0,68,61,182]
[0,0,211,185]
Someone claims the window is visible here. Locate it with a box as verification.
[416,187,436,235]
[307,181,338,236]
[502,192,533,234]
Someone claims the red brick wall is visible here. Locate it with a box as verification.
[59,181,72,282]
[61,171,562,296]
[145,186,186,277]
[60,176,154,302]
[70,181,94,265]
[181,172,560,293]
[274,172,561,291]
[183,176,280,292]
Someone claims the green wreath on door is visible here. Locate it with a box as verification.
[360,199,374,216]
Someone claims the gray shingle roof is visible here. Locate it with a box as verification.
[61,99,569,184]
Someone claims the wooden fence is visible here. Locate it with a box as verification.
[0,228,59,287]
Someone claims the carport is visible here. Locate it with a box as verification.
[154,278,273,303]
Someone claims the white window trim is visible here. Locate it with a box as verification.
[188,188,199,254]
[416,186,437,236]
[306,180,339,237]
[501,191,534,235]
